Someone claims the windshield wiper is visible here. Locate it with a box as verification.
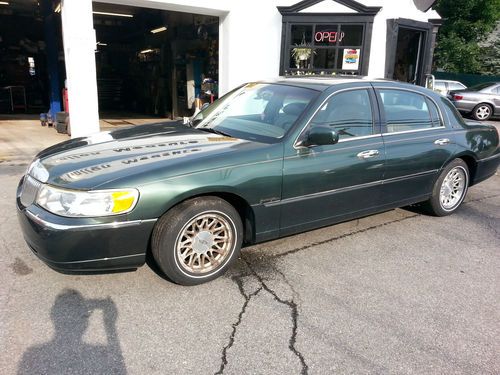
[197,127,232,137]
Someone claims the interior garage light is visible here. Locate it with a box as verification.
[151,26,167,34]
[0,1,10,5]
[54,3,61,12]
[139,49,153,54]
[93,11,133,18]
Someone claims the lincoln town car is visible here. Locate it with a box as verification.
[17,78,500,285]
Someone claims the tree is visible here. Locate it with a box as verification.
[480,22,500,75]
[434,0,500,74]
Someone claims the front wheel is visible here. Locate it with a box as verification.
[151,197,243,285]
[472,103,492,121]
[423,159,469,216]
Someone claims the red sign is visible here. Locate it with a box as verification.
[315,31,345,43]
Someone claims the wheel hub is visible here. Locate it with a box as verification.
[439,167,466,210]
[476,106,490,120]
[192,231,214,255]
[442,182,452,197]
[175,212,234,274]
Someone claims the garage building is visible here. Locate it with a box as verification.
[0,0,440,138]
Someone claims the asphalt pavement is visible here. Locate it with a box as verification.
[0,119,499,374]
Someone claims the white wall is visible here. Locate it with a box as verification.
[360,0,440,78]
[64,0,440,137]
[62,0,100,138]
[110,0,439,93]
[96,0,231,17]
[219,1,287,94]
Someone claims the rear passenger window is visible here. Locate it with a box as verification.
[426,98,443,127]
[378,90,436,133]
[440,97,466,128]
[448,82,465,91]
[309,89,373,140]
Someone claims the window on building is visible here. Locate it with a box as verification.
[286,23,365,76]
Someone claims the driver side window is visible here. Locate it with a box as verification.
[309,89,374,140]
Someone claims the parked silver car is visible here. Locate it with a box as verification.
[448,82,500,121]
[433,80,467,95]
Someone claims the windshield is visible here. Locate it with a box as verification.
[467,82,496,91]
[192,83,319,143]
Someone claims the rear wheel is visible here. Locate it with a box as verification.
[151,196,243,285]
[423,159,469,216]
[472,103,492,121]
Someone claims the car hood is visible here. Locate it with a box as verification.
[30,122,267,189]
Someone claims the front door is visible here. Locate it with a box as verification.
[280,87,385,236]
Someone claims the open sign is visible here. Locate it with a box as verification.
[315,31,345,43]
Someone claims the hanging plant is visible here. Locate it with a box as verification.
[291,44,315,63]
[291,33,316,68]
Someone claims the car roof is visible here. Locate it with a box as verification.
[260,76,391,91]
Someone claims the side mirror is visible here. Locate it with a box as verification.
[299,126,339,147]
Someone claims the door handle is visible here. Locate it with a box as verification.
[357,150,379,159]
[434,138,450,146]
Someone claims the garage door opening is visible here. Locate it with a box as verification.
[0,0,64,117]
[93,2,219,120]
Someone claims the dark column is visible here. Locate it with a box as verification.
[41,0,62,118]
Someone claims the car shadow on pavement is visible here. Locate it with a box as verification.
[17,289,127,375]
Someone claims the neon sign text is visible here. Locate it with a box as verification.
[314,31,345,43]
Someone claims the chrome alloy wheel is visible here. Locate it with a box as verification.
[475,105,491,120]
[175,212,235,274]
[439,166,467,211]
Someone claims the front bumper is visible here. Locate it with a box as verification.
[17,187,157,272]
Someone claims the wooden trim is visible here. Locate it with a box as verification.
[277,0,381,16]
[384,18,435,86]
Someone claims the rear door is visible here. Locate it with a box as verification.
[374,84,457,205]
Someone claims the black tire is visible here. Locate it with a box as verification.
[423,159,469,216]
[151,196,243,285]
[472,103,493,121]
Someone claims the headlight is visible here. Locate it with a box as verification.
[36,185,139,217]
[27,159,49,182]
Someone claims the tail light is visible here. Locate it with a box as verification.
[452,94,464,100]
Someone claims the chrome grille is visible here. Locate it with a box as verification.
[20,176,42,207]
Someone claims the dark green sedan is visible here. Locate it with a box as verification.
[17,78,500,285]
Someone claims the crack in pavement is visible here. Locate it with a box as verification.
[268,192,500,261]
[464,193,500,203]
[216,262,309,375]
[215,275,262,375]
[243,258,309,375]
[214,191,499,374]
[272,214,420,259]
[270,266,302,305]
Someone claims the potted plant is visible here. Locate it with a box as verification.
[291,44,315,67]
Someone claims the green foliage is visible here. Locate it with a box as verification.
[434,0,500,74]
[481,25,500,75]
